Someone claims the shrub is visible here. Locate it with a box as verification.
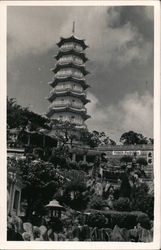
[86,210,150,229]
[136,157,148,166]
[89,195,108,210]
[131,183,154,219]
[113,197,131,211]
[78,161,91,172]
[120,156,133,164]
[87,212,108,228]
[68,161,80,170]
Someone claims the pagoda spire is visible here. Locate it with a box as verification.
[72,21,75,35]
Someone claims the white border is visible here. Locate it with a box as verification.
[0,1,160,249]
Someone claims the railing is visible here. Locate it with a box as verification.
[50,101,86,110]
[97,144,153,151]
[57,59,84,67]
[60,44,83,53]
[50,87,84,95]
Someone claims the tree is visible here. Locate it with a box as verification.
[80,129,116,148]
[120,131,148,145]
[136,157,148,167]
[8,158,63,219]
[58,170,87,210]
[7,97,49,130]
[120,156,133,165]
[131,182,154,219]
[50,144,70,169]
[50,119,78,147]
[119,173,131,198]
[148,138,154,145]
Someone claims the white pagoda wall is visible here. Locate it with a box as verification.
[51,96,84,109]
[60,42,83,52]
[58,55,83,65]
[51,111,84,125]
[56,68,83,78]
[54,82,83,92]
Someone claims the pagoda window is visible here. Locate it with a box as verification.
[70,116,75,122]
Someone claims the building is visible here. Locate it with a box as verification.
[70,144,153,179]
[46,29,90,129]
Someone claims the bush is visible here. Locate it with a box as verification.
[87,212,108,228]
[120,156,133,164]
[136,157,148,166]
[68,161,80,170]
[89,195,108,210]
[137,213,151,230]
[131,183,154,219]
[113,197,131,211]
[86,210,150,229]
[78,161,91,172]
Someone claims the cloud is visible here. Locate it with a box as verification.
[86,91,153,142]
[7,6,153,68]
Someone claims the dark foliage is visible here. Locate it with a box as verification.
[87,210,150,229]
[113,197,131,211]
[7,97,49,130]
[120,131,148,145]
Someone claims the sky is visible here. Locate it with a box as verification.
[7,6,154,142]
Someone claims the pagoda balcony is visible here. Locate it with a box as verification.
[55,49,88,62]
[49,103,87,112]
[47,89,90,104]
[48,76,89,90]
[56,60,85,67]
[50,87,85,95]
[52,63,89,76]
[46,107,90,120]
[59,44,83,53]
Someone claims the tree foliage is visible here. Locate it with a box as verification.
[120,131,148,145]
[7,97,49,130]
[80,129,116,148]
[136,157,148,166]
[131,182,154,219]
[8,157,63,218]
[50,119,78,147]
[120,156,133,164]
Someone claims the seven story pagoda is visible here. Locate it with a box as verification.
[46,29,91,129]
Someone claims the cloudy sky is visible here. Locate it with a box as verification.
[7,5,154,142]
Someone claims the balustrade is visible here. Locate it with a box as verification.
[49,101,86,111]
[50,87,84,95]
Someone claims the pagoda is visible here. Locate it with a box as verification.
[46,24,90,129]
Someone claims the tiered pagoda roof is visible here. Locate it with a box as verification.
[47,89,90,104]
[46,106,90,120]
[48,76,90,90]
[55,49,88,62]
[57,35,88,50]
[52,63,89,76]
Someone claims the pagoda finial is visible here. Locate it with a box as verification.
[72,21,75,35]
